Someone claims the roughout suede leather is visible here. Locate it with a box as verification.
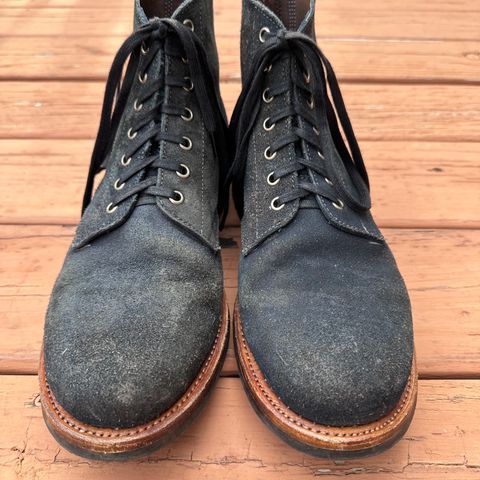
[236,0,414,427]
[43,0,225,429]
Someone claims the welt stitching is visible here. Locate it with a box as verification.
[238,318,413,438]
[44,323,223,438]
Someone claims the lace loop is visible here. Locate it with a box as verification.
[82,18,228,216]
[227,29,371,218]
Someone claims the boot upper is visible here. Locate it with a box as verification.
[43,0,227,429]
[233,0,414,427]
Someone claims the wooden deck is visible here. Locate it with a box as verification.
[0,0,479,478]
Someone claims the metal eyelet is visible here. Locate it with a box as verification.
[179,136,192,150]
[169,190,184,204]
[332,199,344,210]
[127,128,137,140]
[318,150,325,160]
[133,99,143,111]
[325,177,333,186]
[303,70,311,84]
[183,19,194,31]
[270,197,285,211]
[182,57,188,64]
[259,27,270,43]
[264,146,277,160]
[106,202,118,213]
[114,179,125,191]
[264,64,272,73]
[141,43,149,55]
[120,154,132,166]
[262,88,274,103]
[176,163,191,178]
[181,107,194,122]
[267,172,279,186]
[138,72,148,84]
[313,126,320,135]
[263,117,275,131]
[183,77,194,92]
[307,95,314,109]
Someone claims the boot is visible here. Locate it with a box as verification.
[39,0,229,460]
[230,0,417,458]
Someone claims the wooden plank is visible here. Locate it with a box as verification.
[0,225,478,378]
[1,81,480,141]
[1,0,479,40]
[2,140,479,228]
[2,35,480,83]
[0,376,479,478]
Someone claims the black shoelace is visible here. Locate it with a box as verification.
[227,30,372,218]
[82,18,228,216]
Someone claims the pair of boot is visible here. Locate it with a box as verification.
[40,0,417,460]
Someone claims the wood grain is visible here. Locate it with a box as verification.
[0,225,478,378]
[0,376,479,479]
[2,81,480,141]
[2,36,479,83]
[1,0,479,40]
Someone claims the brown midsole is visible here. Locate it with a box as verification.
[234,302,418,452]
[39,297,229,455]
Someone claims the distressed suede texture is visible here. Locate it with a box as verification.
[237,0,414,427]
[239,208,413,426]
[43,0,225,429]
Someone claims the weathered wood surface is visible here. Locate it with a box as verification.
[2,81,480,141]
[0,376,479,479]
[2,36,480,83]
[1,0,480,40]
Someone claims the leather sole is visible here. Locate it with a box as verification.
[39,297,229,460]
[234,302,418,459]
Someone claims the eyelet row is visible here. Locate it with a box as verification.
[106,187,188,213]
[255,44,343,214]
[107,23,197,216]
